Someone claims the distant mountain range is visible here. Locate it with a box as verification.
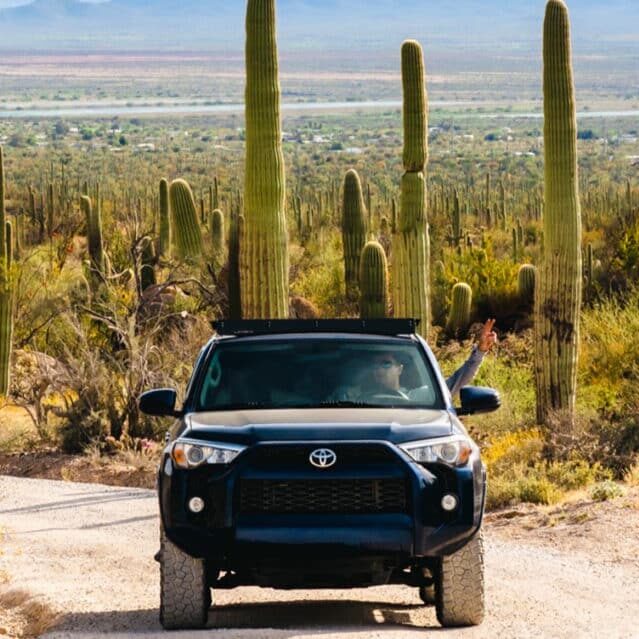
[0,0,638,51]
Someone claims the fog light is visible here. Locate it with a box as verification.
[188,497,205,513]
[441,493,458,512]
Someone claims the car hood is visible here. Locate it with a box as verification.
[184,408,455,446]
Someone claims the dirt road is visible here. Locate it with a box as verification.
[0,476,637,638]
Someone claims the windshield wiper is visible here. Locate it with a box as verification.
[316,400,385,408]
[199,400,395,411]
[200,402,274,411]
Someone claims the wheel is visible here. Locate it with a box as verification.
[435,530,485,627]
[419,583,436,605]
[159,527,210,630]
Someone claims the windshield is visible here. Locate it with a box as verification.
[196,338,443,411]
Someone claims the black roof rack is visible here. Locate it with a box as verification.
[211,319,420,337]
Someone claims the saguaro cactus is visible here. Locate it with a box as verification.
[0,147,14,396]
[359,241,388,318]
[446,282,472,336]
[392,40,431,337]
[534,0,582,424]
[240,0,289,318]
[139,236,156,292]
[518,263,536,307]
[81,194,105,279]
[210,209,225,258]
[169,179,203,261]
[47,183,55,238]
[341,169,367,297]
[158,178,170,258]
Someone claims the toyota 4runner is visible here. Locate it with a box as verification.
[139,319,500,630]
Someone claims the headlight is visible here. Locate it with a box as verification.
[171,439,246,469]
[399,435,473,466]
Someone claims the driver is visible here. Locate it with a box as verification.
[370,353,408,398]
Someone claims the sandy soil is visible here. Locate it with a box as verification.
[0,476,637,639]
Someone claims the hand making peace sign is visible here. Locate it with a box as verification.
[478,318,498,353]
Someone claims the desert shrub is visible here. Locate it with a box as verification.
[483,430,608,509]
[290,231,350,317]
[594,414,639,476]
[516,476,561,505]
[432,241,523,331]
[486,464,561,509]
[623,457,639,486]
[579,288,639,414]
[590,481,625,502]
[543,409,639,478]
[543,459,611,490]
[486,475,520,509]
[33,286,208,452]
[482,428,544,473]
[12,245,88,354]
[599,221,639,295]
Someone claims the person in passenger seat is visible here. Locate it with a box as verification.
[368,319,498,399]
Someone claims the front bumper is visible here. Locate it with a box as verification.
[159,441,485,563]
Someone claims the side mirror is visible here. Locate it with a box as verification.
[139,388,181,417]
[456,386,501,416]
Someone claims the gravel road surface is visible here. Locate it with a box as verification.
[0,476,637,639]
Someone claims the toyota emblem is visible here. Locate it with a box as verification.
[309,448,337,469]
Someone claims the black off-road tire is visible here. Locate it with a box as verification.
[435,530,485,627]
[159,528,210,630]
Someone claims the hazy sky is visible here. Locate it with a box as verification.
[0,0,103,5]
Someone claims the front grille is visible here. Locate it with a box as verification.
[250,445,397,468]
[238,478,407,514]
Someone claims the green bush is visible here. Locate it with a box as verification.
[590,481,625,502]
[290,231,350,317]
[579,288,639,413]
[544,459,611,491]
[517,476,561,505]
[431,241,526,331]
[486,466,561,509]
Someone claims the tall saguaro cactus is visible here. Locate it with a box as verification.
[534,0,582,424]
[158,178,170,259]
[392,40,431,337]
[341,169,367,297]
[81,195,105,278]
[240,0,289,318]
[0,147,14,396]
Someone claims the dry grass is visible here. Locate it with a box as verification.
[0,589,60,638]
[624,457,639,487]
[0,406,39,454]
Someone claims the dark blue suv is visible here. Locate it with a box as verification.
[139,319,500,630]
